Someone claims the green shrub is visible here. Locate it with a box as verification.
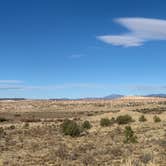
[124,126,137,143]
[110,117,116,124]
[82,120,92,130]
[116,114,133,125]
[0,117,8,122]
[61,119,82,137]
[100,118,110,127]
[153,115,161,123]
[139,115,147,122]
[9,125,15,130]
[23,122,29,129]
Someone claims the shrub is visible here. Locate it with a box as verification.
[153,115,161,123]
[14,113,21,117]
[82,120,92,130]
[124,126,137,143]
[9,125,15,130]
[116,114,133,125]
[100,118,110,127]
[21,118,41,123]
[139,115,147,122]
[23,122,29,129]
[0,117,8,122]
[110,117,116,124]
[61,119,82,137]
[0,127,6,138]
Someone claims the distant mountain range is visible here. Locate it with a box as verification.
[103,94,166,99]
[49,94,124,100]
[144,94,166,98]
[104,94,166,99]
[28,94,166,100]
[103,94,124,99]
[0,98,26,101]
[1,94,166,101]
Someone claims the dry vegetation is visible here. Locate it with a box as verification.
[0,97,165,165]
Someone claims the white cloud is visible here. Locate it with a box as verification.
[0,80,23,84]
[0,83,111,91]
[0,85,24,90]
[132,85,166,91]
[1,83,166,95]
[98,35,143,47]
[97,17,166,47]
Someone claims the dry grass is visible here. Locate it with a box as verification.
[0,97,165,165]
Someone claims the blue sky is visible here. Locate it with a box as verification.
[0,0,166,98]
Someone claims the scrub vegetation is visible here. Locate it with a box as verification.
[0,97,165,165]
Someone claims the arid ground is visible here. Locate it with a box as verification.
[0,97,165,166]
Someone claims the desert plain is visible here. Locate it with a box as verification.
[0,96,165,166]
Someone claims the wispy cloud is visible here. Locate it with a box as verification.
[132,85,166,91]
[1,82,166,94]
[0,83,111,91]
[0,85,24,90]
[97,17,166,47]
[0,80,23,84]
